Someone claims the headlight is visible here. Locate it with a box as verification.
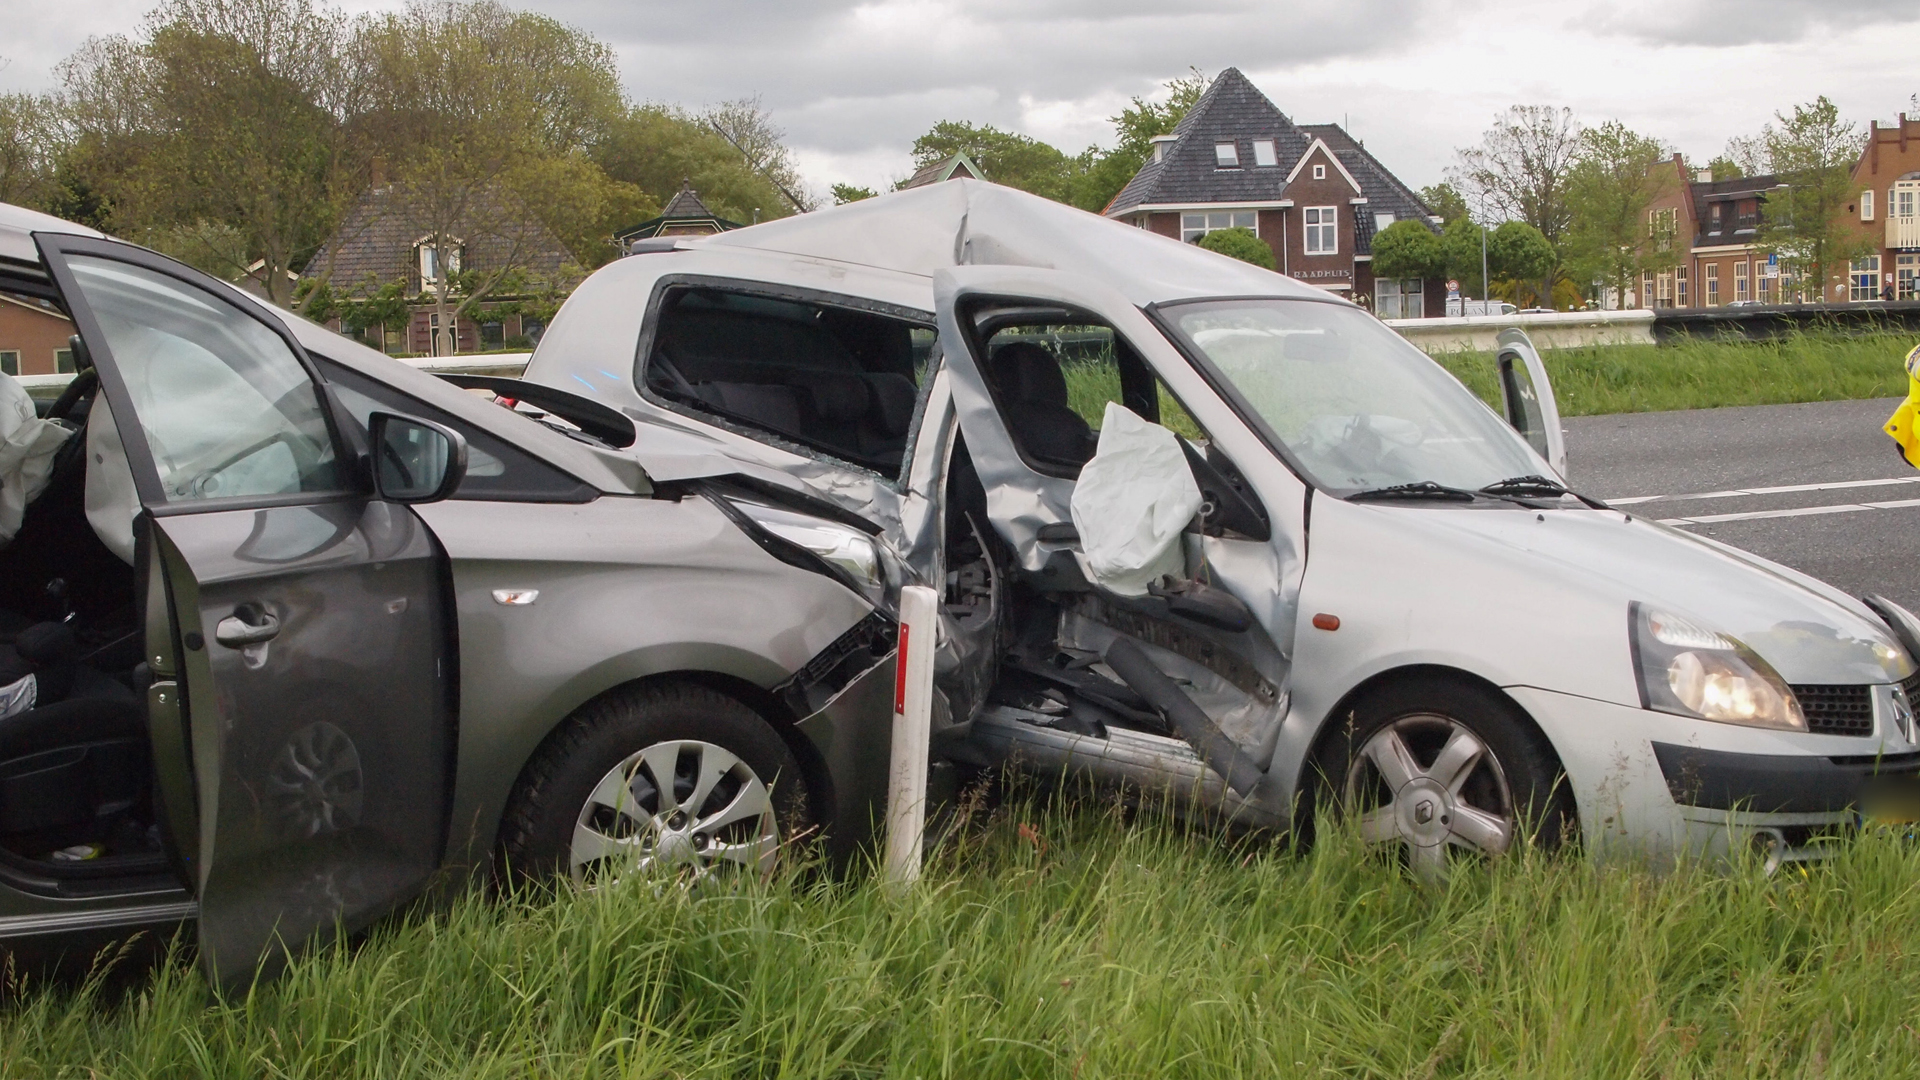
[1864,594,1920,677]
[741,504,882,588]
[1630,603,1805,731]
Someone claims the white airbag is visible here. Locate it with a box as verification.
[1068,402,1202,596]
[0,373,73,545]
[84,396,138,565]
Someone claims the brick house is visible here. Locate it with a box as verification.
[0,293,77,377]
[1836,113,1920,303]
[1103,68,1442,317]
[1633,154,1790,309]
[305,179,578,356]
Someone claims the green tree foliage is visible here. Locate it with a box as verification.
[593,104,792,227]
[704,96,812,213]
[1441,217,1489,299]
[1196,226,1274,270]
[1703,155,1744,182]
[1419,182,1470,224]
[1369,220,1444,280]
[1068,69,1206,212]
[831,184,877,204]
[1488,220,1556,301]
[1748,97,1872,301]
[0,93,56,207]
[1448,105,1582,303]
[1564,121,1675,309]
[907,120,1075,202]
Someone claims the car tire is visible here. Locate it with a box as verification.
[1310,676,1575,877]
[497,682,813,886]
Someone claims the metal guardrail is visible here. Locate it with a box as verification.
[1649,301,1920,342]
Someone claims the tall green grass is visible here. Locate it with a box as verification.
[1436,331,1914,417]
[9,791,1920,1078]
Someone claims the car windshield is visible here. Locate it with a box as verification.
[1161,298,1542,494]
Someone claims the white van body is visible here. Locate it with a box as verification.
[530,181,1920,869]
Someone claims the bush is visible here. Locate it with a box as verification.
[1370,219,1443,280]
[1197,226,1275,270]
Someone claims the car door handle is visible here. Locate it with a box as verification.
[214,606,281,648]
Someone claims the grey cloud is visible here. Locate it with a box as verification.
[1594,0,1914,46]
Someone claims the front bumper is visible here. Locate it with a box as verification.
[1508,686,1919,862]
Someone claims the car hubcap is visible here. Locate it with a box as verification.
[1345,714,1516,880]
[569,740,779,885]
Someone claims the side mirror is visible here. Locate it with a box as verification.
[369,412,467,504]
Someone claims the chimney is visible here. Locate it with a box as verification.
[1695,168,1712,184]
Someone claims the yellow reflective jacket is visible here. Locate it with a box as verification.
[1889,343,1920,470]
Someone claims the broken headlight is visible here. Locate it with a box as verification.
[1630,602,1805,731]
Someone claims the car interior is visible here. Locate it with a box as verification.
[938,304,1288,769]
[642,286,934,478]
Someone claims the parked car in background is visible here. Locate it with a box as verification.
[1445,298,1518,317]
[0,203,897,986]
[531,180,1920,876]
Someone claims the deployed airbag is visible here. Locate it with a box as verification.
[0,373,73,546]
[1068,403,1201,595]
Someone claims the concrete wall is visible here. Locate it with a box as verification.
[1385,309,1656,353]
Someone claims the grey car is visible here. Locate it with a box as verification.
[0,204,900,987]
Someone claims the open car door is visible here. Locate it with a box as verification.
[1493,328,1566,480]
[39,235,454,990]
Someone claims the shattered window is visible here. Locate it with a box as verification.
[643,285,933,479]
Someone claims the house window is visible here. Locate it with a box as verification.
[1704,264,1718,305]
[1312,163,1326,180]
[0,350,16,376]
[1181,210,1258,243]
[1656,272,1673,307]
[1252,139,1277,167]
[416,237,463,286]
[1640,272,1654,309]
[480,321,504,348]
[1303,206,1338,254]
[1898,254,1919,301]
[1735,261,1749,301]
[1375,278,1424,319]
[1648,207,1677,252]
[1374,212,1395,234]
[1677,266,1688,306]
[1214,142,1239,167]
[1851,256,1882,301]
[1861,189,1874,221]
[1897,183,1918,220]
[54,348,74,374]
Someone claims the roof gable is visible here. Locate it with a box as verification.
[1283,138,1363,192]
[1104,67,1307,215]
[903,151,987,189]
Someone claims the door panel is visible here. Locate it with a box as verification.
[1493,328,1565,480]
[155,501,448,985]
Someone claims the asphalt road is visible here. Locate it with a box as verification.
[1564,396,1920,610]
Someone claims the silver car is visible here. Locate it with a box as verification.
[529,179,1920,875]
[0,204,899,986]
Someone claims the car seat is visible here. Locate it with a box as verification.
[989,342,1096,470]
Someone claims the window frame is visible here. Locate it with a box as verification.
[1181,210,1259,243]
[1312,163,1326,180]
[1303,206,1339,255]
[34,234,362,515]
[1252,139,1277,167]
[1214,142,1240,168]
[630,273,940,488]
[1706,263,1720,305]
[0,349,17,376]
[1850,255,1882,302]
[1862,189,1875,221]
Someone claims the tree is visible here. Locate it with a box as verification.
[594,103,794,226]
[1370,219,1444,280]
[51,0,364,305]
[1750,97,1871,302]
[1419,182,1470,225]
[907,120,1075,202]
[354,0,633,352]
[0,93,55,207]
[1448,106,1583,302]
[1564,121,1675,310]
[831,183,877,204]
[1196,226,1274,269]
[1441,217,1488,299]
[1703,154,1744,182]
[705,96,813,213]
[1488,220,1556,304]
[1067,69,1206,212]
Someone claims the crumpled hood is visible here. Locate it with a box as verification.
[1419,506,1913,685]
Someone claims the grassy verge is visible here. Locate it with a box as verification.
[8,792,1920,1078]
[1435,330,1914,417]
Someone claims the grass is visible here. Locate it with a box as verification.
[9,789,1920,1079]
[1433,330,1914,418]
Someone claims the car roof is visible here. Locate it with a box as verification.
[665,179,1332,308]
[0,202,646,495]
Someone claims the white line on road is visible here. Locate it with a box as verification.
[1660,496,1920,527]
[1609,474,1920,506]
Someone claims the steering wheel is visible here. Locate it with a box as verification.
[45,368,98,423]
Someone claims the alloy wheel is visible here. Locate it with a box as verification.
[569,739,779,885]
[1344,713,1516,879]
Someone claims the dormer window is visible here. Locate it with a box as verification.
[1150,134,1178,163]
[1252,139,1277,167]
[415,236,463,287]
[1214,142,1239,167]
[1312,163,1326,180]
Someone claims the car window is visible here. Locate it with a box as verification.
[641,285,934,479]
[63,256,342,502]
[314,358,597,504]
[971,309,1203,479]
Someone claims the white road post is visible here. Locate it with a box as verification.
[883,584,939,889]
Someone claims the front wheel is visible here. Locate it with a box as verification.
[1314,678,1575,878]
[498,683,813,886]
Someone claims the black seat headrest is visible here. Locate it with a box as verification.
[865,374,918,438]
[991,342,1070,409]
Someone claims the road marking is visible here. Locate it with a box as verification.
[1609,475,1920,506]
[1661,496,1920,527]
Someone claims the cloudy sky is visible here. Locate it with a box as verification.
[3,0,1916,201]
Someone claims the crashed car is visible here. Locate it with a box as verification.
[0,204,902,984]
[528,179,1920,872]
